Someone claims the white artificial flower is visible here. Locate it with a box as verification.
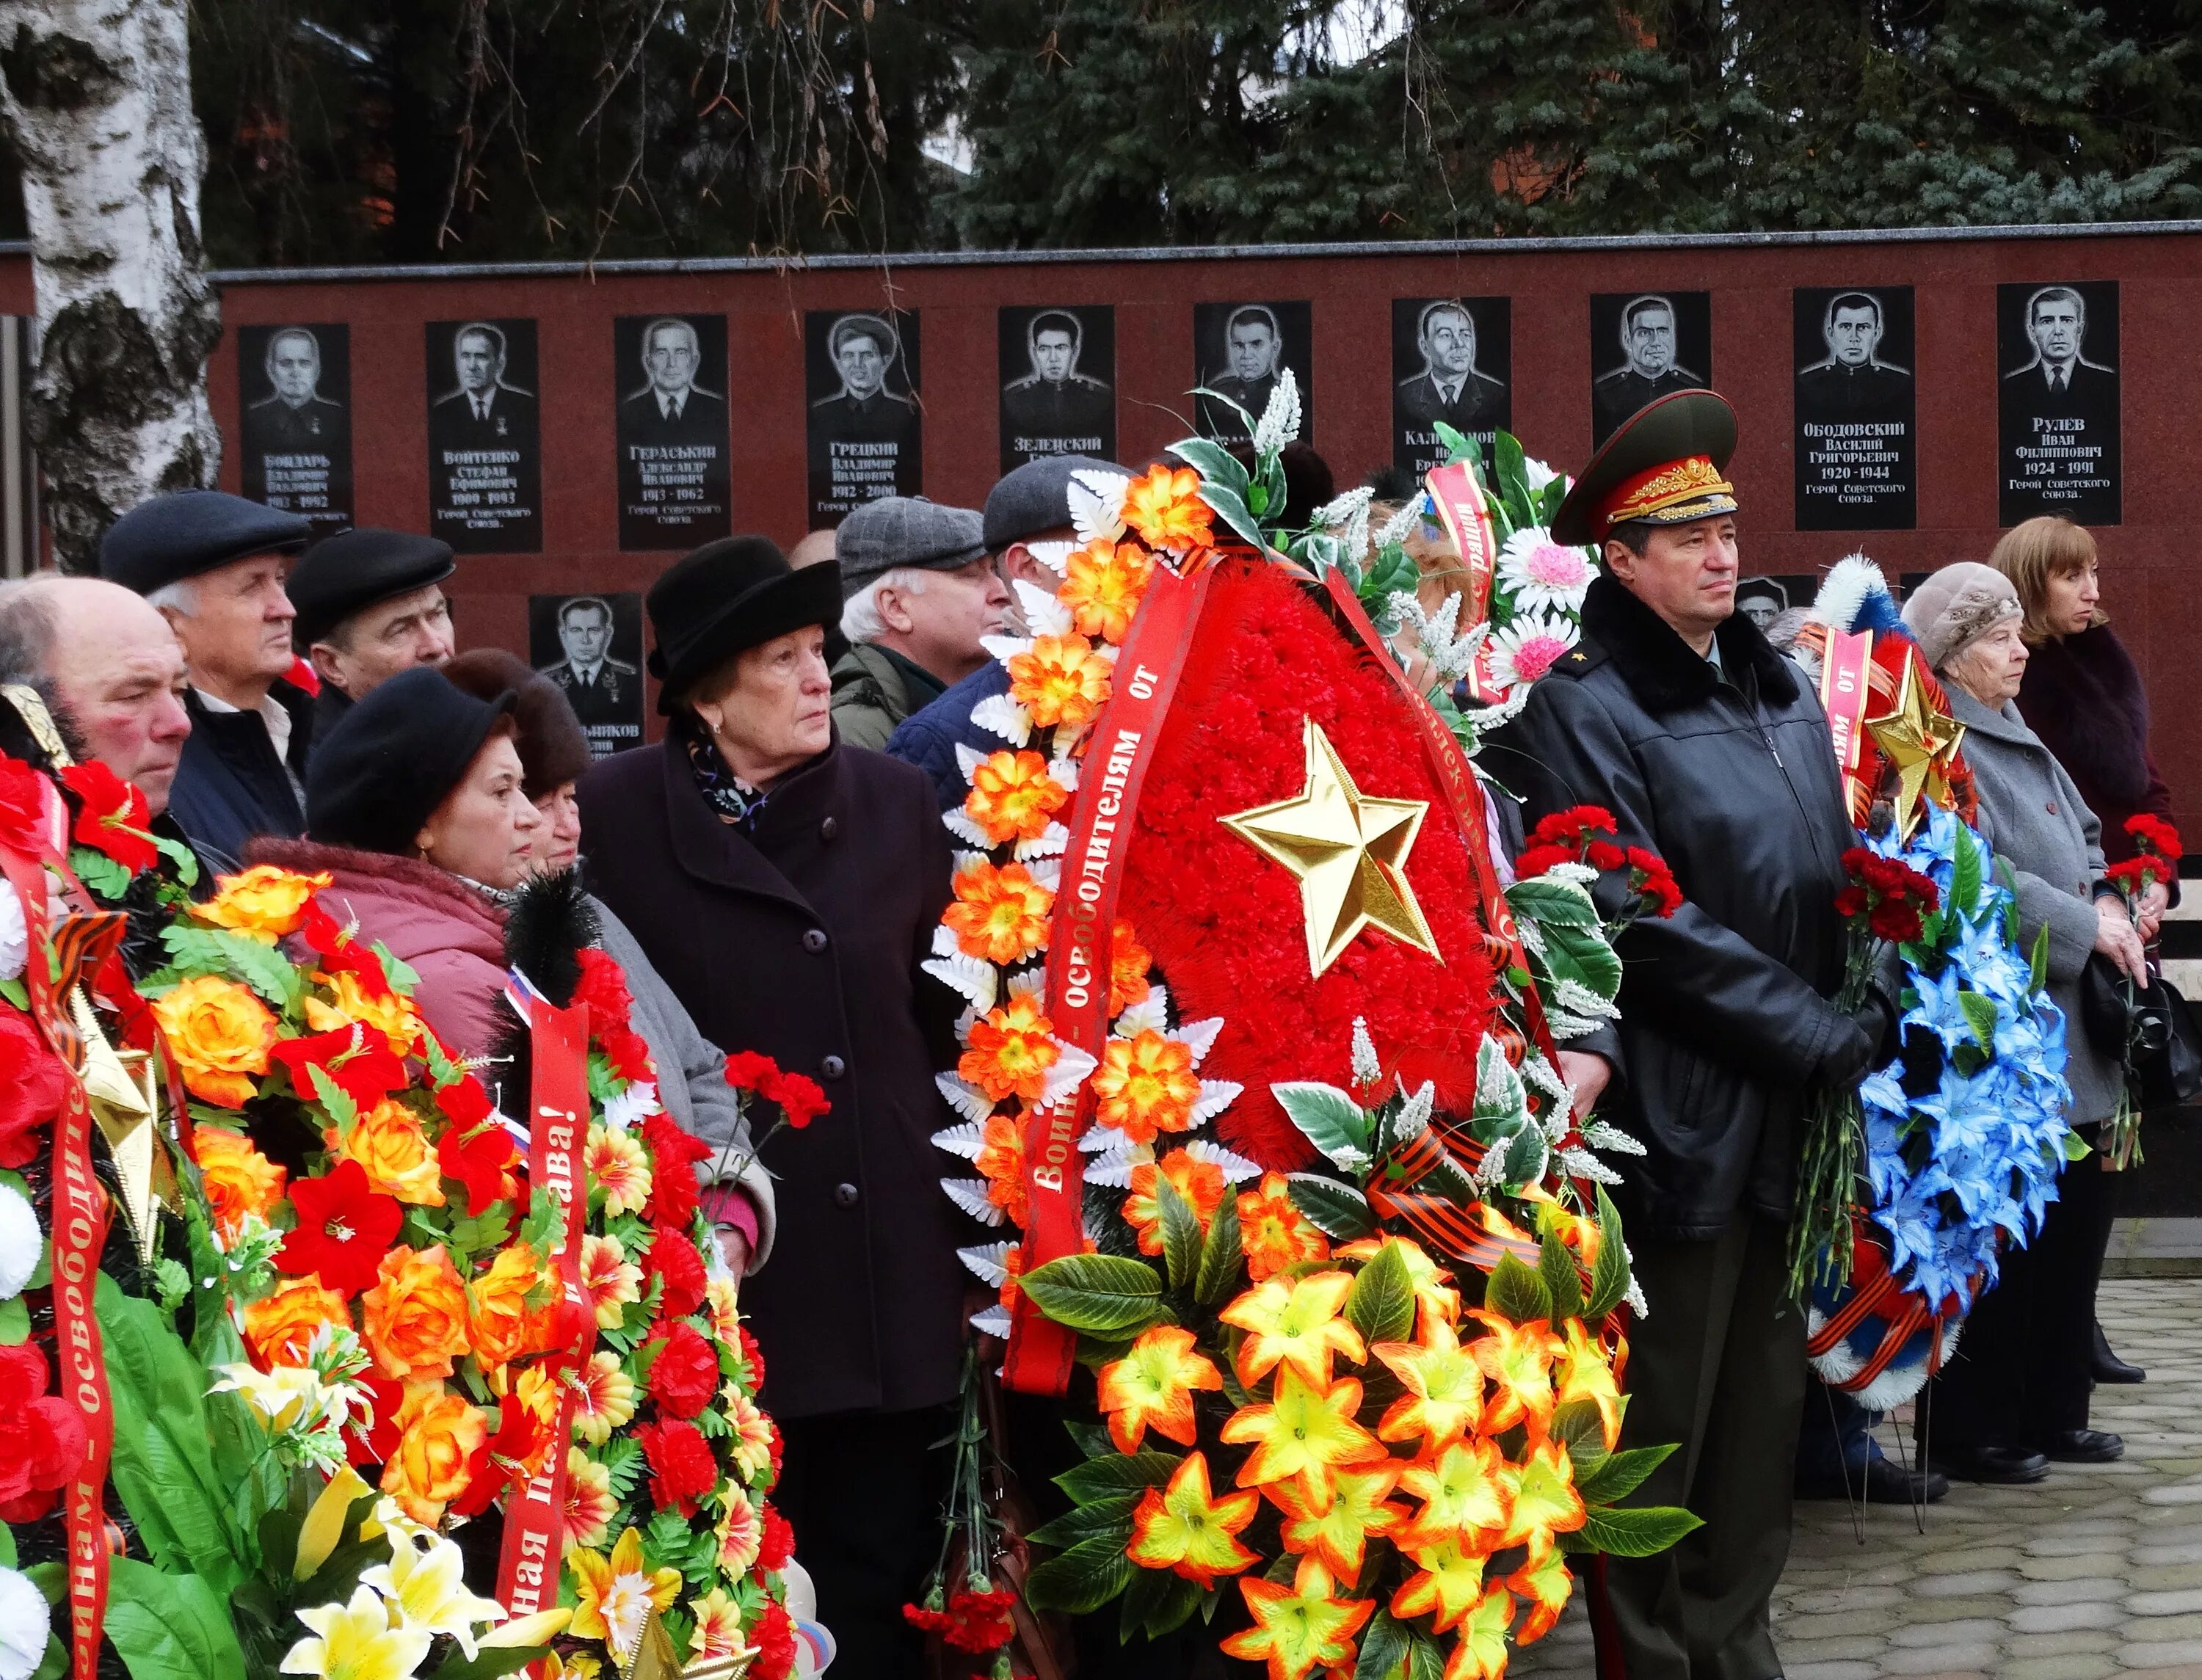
[1389,589,1488,688]
[1251,366,1302,455]
[600,1080,662,1132]
[0,1184,37,1301]
[1375,494,1426,553]
[1310,485,1374,559]
[1486,613,1580,692]
[0,1567,48,1680]
[0,879,22,984]
[1349,1018,1381,1087]
[1496,527,1597,616]
[1522,457,1563,492]
[360,1530,509,1659]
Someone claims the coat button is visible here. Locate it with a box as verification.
[802,928,829,953]
[821,1054,847,1080]
[833,1182,860,1208]
[2047,801,2058,815]
[821,816,840,841]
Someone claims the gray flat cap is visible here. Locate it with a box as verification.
[984,454,1126,552]
[835,496,987,600]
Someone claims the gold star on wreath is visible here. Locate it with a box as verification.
[69,986,172,1268]
[1221,716,1442,978]
[1864,655,1963,841]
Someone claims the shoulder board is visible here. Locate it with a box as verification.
[1551,638,1608,679]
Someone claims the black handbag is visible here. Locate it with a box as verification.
[2140,975,2202,1109]
[2079,956,2202,1106]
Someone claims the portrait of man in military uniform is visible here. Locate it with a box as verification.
[238,322,353,534]
[1193,300,1313,445]
[1997,281,2121,524]
[1792,286,1916,531]
[425,317,543,552]
[998,306,1116,472]
[805,308,923,524]
[615,313,732,548]
[531,593,646,757]
[1391,297,1511,479]
[1591,291,1710,446]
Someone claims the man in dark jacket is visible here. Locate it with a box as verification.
[288,526,459,739]
[1482,392,1880,1680]
[99,491,316,865]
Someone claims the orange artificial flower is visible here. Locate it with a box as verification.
[973,1111,1030,1226]
[1445,1585,1516,1680]
[1468,1310,1564,1441]
[1555,1317,1625,1451]
[305,968,423,1055]
[1505,1542,1574,1643]
[1220,1370,1386,1512]
[1390,1534,1491,1635]
[1396,1435,1511,1552]
[562,1447,617,1550]
[1107,919,1152,1015]
[1126,1451,1260,1588]
[1058,539,1155,645]
[327,1098,445,1207]
[945,861,1053,964]
[958,994,1060,1105]
[468,1242,550,1371]
[962,750,1069,846]
[1221,1556,1371,1680]
[190,1126,286,1245]
[1091,1030,1200,1144]
[243,1276,349,1369]
[381,1386,487,1523]
[1496,1438,1588,1557]
[1373,1314,1485,1451]
[1006,633,1113,732]
[580,1233,644,1330]
[194,865,330,942]
[1122,465,1216,553]
[584,1125,653,1218]
[1218,1270,1365,1389]
[1267,1461,1402,1579]
[573,1350,639,1447]
[1096,1325,1223,1453]
[1122,1153,1227,1257]
[361,1244,473,1381]
[1236,1173,1329,1281]
[150,975,277,1108]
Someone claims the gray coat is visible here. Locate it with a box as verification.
[1944,686,2122,1128]
[595,895,779,1268]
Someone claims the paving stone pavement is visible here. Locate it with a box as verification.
[1509,1277,2202,1678]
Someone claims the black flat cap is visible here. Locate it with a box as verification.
[646,535,842,713]
[99,490,312,596]
[289,528,457,649]
[307,666,516,854]
[983,454,1125,552]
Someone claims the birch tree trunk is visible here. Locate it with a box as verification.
[0,0,222,570]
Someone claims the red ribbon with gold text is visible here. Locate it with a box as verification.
[0,834,121,1680]
[1817,628,1875,826]
[1002,561,1217,1396]
[493,991,592,1641]
[1423,460,1508,705]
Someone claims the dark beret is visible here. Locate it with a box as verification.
[306,666,515,855]
[98,490,312,596]
[442,648,592,800]
[288,528,457,649]
[982,454,1126,553]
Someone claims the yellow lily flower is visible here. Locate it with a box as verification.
[1097,1325,1224,1453]
[1505,1542,1575,1643]
[1220,1556,1373,1680]
[478,1609,574,1648]
[280,1583,434,1680]
[1218,1270,1365,1389]
[1266,1461,1403,1579]
[1125,1451,1261,1587]
[1555,1318,1625,1450]
[1389,1533,1489,1634]
[568,1527,681,1660]
[1440,1585,1515,1680]
[1497,1439,1587,1557]
[360,1531,506,1659]
[295,1466,372,1580]
[1219,1370,1385,1513]
[1372,1314,1486,1451]
[1467,1310,1563,1441]
[1396,1436,1511,1551]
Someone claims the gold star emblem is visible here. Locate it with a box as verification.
[68,985,172,1268]
[1863,655,1964,840]
[1221,716,1442,978]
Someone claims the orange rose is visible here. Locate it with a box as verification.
[361,1244,472,1381]
[150,975,277,1108]
[327,1099,444,1206]
[190,1126,286,1244]
[381,1387,487,1523]
[243,1276,349,1369]
[468,1243,550,1372]
[305,970,422,1055]
[194,865,331,942]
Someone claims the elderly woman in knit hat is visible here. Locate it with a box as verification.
[1902,561,2145,1487]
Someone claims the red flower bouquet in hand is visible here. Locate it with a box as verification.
[1835,848,1941,946]
[1515,804,1683,926]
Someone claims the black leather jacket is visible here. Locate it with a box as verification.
[1483,575,1865,1240]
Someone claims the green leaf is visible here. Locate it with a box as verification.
[427,1646,555,1680]
[1958,991,1999,1052]
[69,846,134,901]
[2030,922,2052,995]
[1028,1492,1141,1550]
[1345,1241,1416,1346]
[1155,1177,1203,1294]
[1406,1629,1447,1680]
[2061,1127,2093,1163]
[1285,1174,1377,1241]
[1544,919,1624,999]
[1577,1502,1704,1557]
[1578,1443,1675,1505]
[1950,823,1983,920]
[1118,1563,1170,1644]
[1584,1185,1632,1323]
[1434,420,1475,467]
[1197,481,1267,552]
[1355,1609,1413,1680]
[1055,1450,1182,1503]
[1064,1419,1114,1458]
[0,977,26,1012]
[1507,876,1602,930]
[158,924,301,1013]
[1485,1252,1552,1326]
[1167,435,1251,496]
[1022,1254,1169,1337]
[1492,429,1533,523]
[150,832,200,889]
[1500,1126,1550,1188]
[0,1523,12,1568]
[1023,1535,1136,1615]
[1140,1572,1206,1640]
[0,1295,27,1345]
[1271,1082,1370,1170]
[103,1556,249,1680]
[1193,1191,1244,1306]
[1539,1230,1584,1323]
[1551,1397,1610,1476]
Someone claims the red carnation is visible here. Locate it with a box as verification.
[0,754,46,848]
[1624,847,1682,917]
[0,1344,90,1520]
[762,1072,829,1130]
[1512,842,1574,881]
[1869,902,1925,944]
[572,948,636,1032]
[277,1159,404,1297]
[1834,885,1869,919]
[750,1601,797,1680]
[1585,839,1626,871]
[270,1026,410,1113]
[644,1226,709,1319]
[942,1585,1018,1654]
[643,1112,711,1229]
[636,1417,718,1515]
[2126,813,2184,862]
[0,1008,71,1169]
[757,1503,796,1571]
[436,1110,520,1215]
[1528,804,1621,848]
[737,1326,767,1389]
[59,761,157,874]
[723,1050,781,1091]
[645,1320,722,1419]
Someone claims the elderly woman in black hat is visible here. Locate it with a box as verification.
[575,537,967,1680]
